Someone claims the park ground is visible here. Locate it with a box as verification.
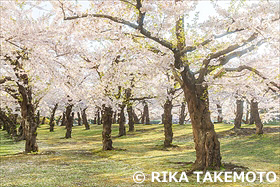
[0,123,279,187]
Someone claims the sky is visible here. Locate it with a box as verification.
[30,1,230,22]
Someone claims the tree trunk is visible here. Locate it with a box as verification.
[49,103,58,132]
[179,101,186,125]
[132,109,140,124]
[61,112,66,126]
[10,113,18,137]
[163,99,173,147]
[251,100,263,134]
[118,105,126,136]
[102,106,113,150]
[127,105,134,132]
[234,100,243,129]
[97,109,101,125]
[0,110,17,137]
[216,104,223,123]
[249,100,255,124]
[36,110,40,128]
[17,119,25,140]
[112,111,117,124]
[41,117,45,125]
[19,85,38,153]
[142,102,150,125]
[82,108,90,130]
[182,83,221,170]
[77,112,82,126]
[56,116,62,126]
[65,105,73,138]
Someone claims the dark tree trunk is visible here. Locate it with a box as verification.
[0,110,10,134]
[77,112,82,126]
[216,104,223,123]
[93,117,97,124]
[97,109,101,125]
[61,112,66,126]
[71,112,74,125]
[49,103,58,132]
[182,82,221,170]
[102,106,113,150]
[36,110,40,128]
[249,100,255,124]
[82,108,90,130]
[0,118,2,129]
[112,111,117,124]
[234,100,243,129]
[65,105,73,138]
[17,119,25,140]
[142,102,150,125]
[127,105,134,132]
[132,109,140,124]
[118,105,126,136]
[179,101,186,125]
[251,100,263,134]
[41,117,45,125]
[10,113,18,137]
[5,53,38,152]
[0,110,17,137]
[163,99,173,147]
[56,116,61,126]
[19,87,38,153]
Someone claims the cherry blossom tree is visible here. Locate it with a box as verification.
[55,0,279,170]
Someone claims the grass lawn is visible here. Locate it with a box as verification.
[0,123,279,187]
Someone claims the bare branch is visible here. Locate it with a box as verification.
[197,33,259,82]
[180,28,245,55]
[62,8,175,51]
[215,65,280,91]
[0,76,12,84]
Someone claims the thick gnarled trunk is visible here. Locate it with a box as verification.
[234,100,243,129]
[102,106,113,150]
[182,84,221,170]
[163,99,173,147]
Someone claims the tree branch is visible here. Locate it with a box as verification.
[0,76,12,84]
[180,28,245,55]
[197,33,259,82]
[215,65,280,91]
[61,3,175,51]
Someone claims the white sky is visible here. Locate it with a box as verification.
[31,1,230,22]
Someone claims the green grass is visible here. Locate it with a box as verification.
[0,123,279,187]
